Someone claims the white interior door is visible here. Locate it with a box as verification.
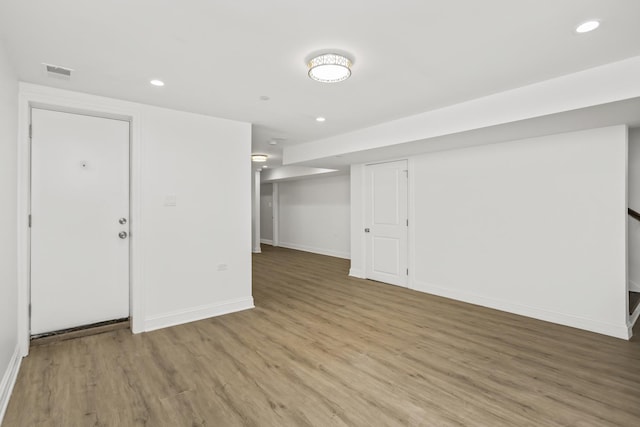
[30,108,130,335]
[365,160,408,287]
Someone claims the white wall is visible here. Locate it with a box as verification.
[278,174,350,259]
[260,183,273,242]
[629,128,640,294]
[140,104,253,330]
[17,84,253,336]
[411,126,628,337]
[0,40,20,423]
[352,126,629,338]
[349,164,365,277]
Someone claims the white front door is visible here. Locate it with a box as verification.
[30,108,130,335]
[365,160,408,287]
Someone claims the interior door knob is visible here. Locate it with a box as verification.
[119,217,127,225]
[118,231,128,239]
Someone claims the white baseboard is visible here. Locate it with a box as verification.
[260,239,273,245]
[629,280,640,292]
[279,242,350,260]
[0,345,22,425]
[412,281,630,340]
[144,297,255,332]
[349,268,365,279]
[252,246,262,253]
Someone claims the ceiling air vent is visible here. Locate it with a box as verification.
[43,63,73,80]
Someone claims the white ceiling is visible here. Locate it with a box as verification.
[1,0,639,168]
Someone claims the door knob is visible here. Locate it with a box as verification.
[364,228,370,233]
[119,218,127,225]
[119,231,128,239]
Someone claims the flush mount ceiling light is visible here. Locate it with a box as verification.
[316,116,326,122]
[251,154,268,162]
[308,53,352,83]
[575,20,600,33]
[150,79,165,86]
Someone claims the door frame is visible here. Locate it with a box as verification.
[351,158,413,288]
[363,159,409,287]
[17,83,144,357]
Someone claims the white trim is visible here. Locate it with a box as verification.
[260,239,273,245]
[349,268,364,278]
[358,164,367,277]
[272,183,279,247]
[629,280,640,292]
[279,242,350,259]
[144,297,255,332]
[18,83,145,356]
[0,346,22,424]
[252,170,261,253]
[629,303,640,336]
[407,157,415,289]
[413,280,631,340]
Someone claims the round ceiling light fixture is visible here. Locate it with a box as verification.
[308,53,352,83]
[251,154,268,162]
[150,79,165,86]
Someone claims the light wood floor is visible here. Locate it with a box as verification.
[4,246,640,426]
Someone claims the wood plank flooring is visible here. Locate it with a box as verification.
[4,245,640,426]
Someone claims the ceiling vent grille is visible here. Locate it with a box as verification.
[43,63,73,80]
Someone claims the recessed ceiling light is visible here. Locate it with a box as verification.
[150,79,165,86]
[252,154,268,162]
[269,140,278,145]
[262,165,268,168]
[316,117,326,122]
[308,53,352,83]
[259,95,270,101]
[575,20,600,33]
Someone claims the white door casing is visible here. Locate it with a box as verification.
[365,160,408,287]
[30,108,130,334]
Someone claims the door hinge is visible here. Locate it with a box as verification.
[406,219,408,226]
[29,303,31,317]
[406,268,409,275]
[29,124,32,139]
[28,214,31,228]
